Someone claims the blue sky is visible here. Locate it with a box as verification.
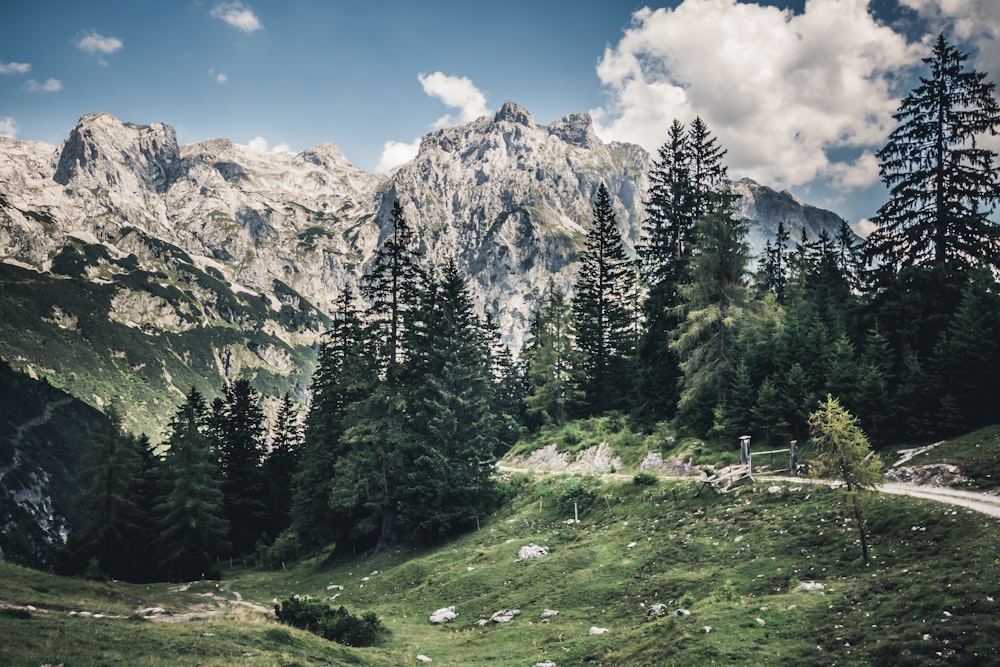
[1,1,998,228]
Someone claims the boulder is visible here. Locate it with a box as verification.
[588,626,609,635]
[429,606,457,624]
[517,544,549,560]
[491,609,521,623]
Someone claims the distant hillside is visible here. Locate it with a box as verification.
[0,358,105,568]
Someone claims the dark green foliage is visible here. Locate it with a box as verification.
[866,33,1000,277]
[153,388,229,581]
[274,595,384,647]
[210,378,270,555]
[264,393,302,540]
[671,196,753,433]
[572,183,637,415]
[523,282,583,427]
[67,406,149,581]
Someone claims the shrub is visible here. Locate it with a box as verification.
[274,595,384,647]
[632,472,658,486]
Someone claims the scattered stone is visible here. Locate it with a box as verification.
[533,661,558,667]
[588,626,609,635]
[491,609,521,623]
[787,604,798,610]
[768,485,782,494]
[627,542,637,549]
[734,535,743,543]
[886,464,967,486]
[794,582,825,592]
[675,608,691,617]
[540,609,560,619]
[326,584,344,591]
[646,603,668,617]
[756,617,766,626]
[702,626,713,633]
[417,655,433,663]
[429,606,457,624]
[477,619,490,626]
[923,634,932,641]
[139,607,166,616]
[517,544,549,560]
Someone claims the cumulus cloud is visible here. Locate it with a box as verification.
[76,30,123,54]
[591,0,925,193]
[245,136,291,153]
[211,1,263,32]
[0,61,30,75]
[210,69,229,84]
[375,138,422,173]
[0,117,18,138]
[900,0,1000,103]
[418,72,490,128]
[25,78,63,93]
[376,72,489,172]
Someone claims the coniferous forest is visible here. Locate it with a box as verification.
[44,33,1000,583]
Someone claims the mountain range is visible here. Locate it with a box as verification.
[0,102,853,437]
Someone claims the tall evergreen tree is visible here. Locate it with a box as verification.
[866,33,1000,277]
[70,406,144,579]
[264,393,303,540]
[523,282,583,427]
[572,183,637,414]
[362,199,423,371]
[292,287,372,550]
[154,388,229,580]
[211,378,270,555]
[670,195,752,433]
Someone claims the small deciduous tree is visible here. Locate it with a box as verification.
[807,395,884,565]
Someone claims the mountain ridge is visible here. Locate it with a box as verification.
[0,103,854,434]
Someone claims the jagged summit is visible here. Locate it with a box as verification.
[494,101,535,126]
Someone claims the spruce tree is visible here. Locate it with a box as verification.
[264,393,302,540]
[291,287,370,549]
[523,282,583,427]
[866,33,1000,277]
[212,378,270,555]
[572,183,636,414]
[70,406,144,579]
[154,388,229,580]
[670,195,752,433]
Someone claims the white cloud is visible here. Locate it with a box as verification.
[854,218,878,238]
[418,72,490,127]
[0,117,18,138]
[245,136,291,153]
[0,61,30,75]
[211,2,263,32]
[77,30,123,54]
[375,72,488,172]
[213,70,229,84]
[25,78,63,93]
[591,0,925,192]
[376,139,421,173]
[900,0,1000,97]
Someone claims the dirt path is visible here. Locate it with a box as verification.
[501,465,1000,519]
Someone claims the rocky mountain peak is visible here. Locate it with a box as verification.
[53,112,179,195]
[494,101,535,127]
[546,112,599,150]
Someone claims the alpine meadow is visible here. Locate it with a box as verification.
[2,16,1000,667]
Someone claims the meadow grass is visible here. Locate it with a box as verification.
[3,474,999,665]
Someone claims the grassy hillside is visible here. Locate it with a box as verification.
[2,472,998,665]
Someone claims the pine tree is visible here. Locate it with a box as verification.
[572,183,637,414]
[291,287,370,549]
[362,199,423,371]
[866,33,1000,277]
[265,393,302,540]
[670,195,752,433]
[399,261,502,542]
[154,388,229,580]
[70,406,144,579]
[211,378,270,555]
[687,117,729,222]
[930,270,1000,431]
[523,282,583,427]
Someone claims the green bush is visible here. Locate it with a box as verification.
[632,472,658,486]
[274,595,384,647]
